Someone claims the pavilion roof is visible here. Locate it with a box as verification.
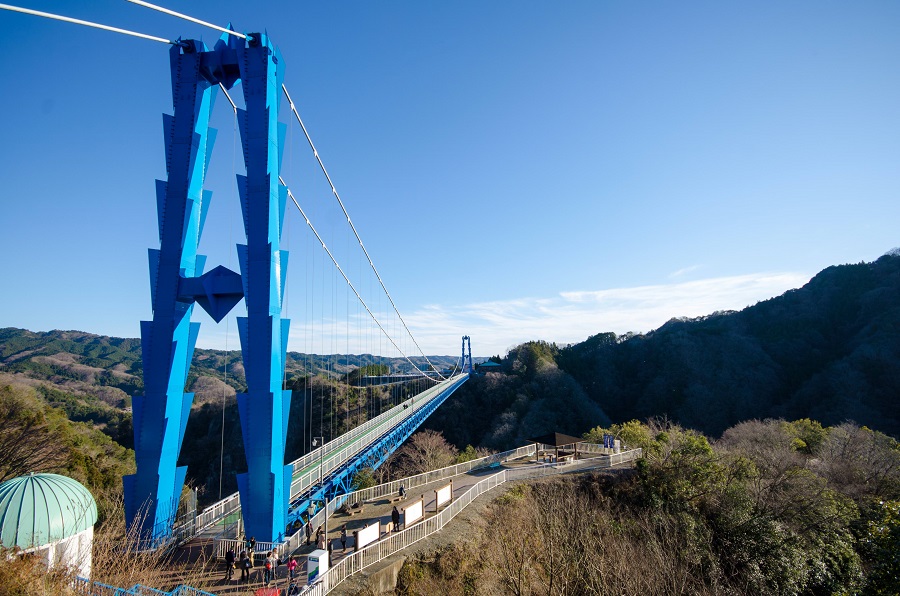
[528,432,583,447]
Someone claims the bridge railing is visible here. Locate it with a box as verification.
[287,376,466,501]
[303,449,643,595]
[214,537,289,564]
[74,578,217,596]
[216,443,535,560]
[607,449,639,467]
[336,444,537,506]
[288,377,454,478]
[575,441,625,456]
[195,492,240,532]
[187,375,466,536]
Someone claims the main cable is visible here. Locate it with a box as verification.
[281,84,446,379]
[0,3,173,44]
[125,0,247,39]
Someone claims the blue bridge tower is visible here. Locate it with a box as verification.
[125,30,291,544]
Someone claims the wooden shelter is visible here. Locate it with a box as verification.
[529,432,583,463]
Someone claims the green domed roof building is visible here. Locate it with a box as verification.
[0,473,98,577]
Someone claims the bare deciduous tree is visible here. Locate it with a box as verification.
[392,430,457,477]
[0,385,69,482]
[816,422,900,502]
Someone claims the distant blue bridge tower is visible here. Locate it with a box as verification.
[125,30,291,544]
[462,335,473,374]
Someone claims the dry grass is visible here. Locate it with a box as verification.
[394,476,726,596]
[87,489,213,591]
[0,550,79,596]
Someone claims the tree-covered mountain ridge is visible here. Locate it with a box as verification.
[3,253,900,450]
[426,253,900,449]
[0,327,458,424]
[562,253,900,437]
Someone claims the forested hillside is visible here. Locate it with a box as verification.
[424,340,612,449]
[400,418,900,595]
[428,254,900,450]
[0,328,457,504]
[561,253,900,437]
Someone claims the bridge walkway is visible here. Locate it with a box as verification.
[166,447,641,594]
[179,374,469,545]
[164,465,508,595]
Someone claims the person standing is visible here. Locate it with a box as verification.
[224,548,235,581]
[287,555,298,581]
[316,526,325,550]
[328,538,334,566]
[340,525,347,552]
[305,521,312,546]
[245,535,256,567]
[262,553,272,585]
[398,484,406,499]
[391,506,400,532]
[239,550,251,582]
[263,550,278,585]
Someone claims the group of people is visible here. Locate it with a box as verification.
[223,491,411,587]
[306,523,350,557]
[223,536,300,587]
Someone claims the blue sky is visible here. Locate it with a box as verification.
[1,1,899,357]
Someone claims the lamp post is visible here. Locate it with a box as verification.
[312,436,324,487]
[312,436,327,550]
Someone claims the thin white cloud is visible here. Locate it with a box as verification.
[668,264,703,279]
[198,271,812,359]
[401,272,811,356]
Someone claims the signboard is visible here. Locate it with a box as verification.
[354,520,380,551]
[435,481,452,510]
[403,498,424,526]
[306,549,329,585]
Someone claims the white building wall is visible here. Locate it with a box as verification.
[24,526,93,578]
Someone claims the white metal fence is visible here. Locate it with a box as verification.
[300,448,642,595]
[212,441,615,559]
[213,443,535,559]
[212,442,637,560]
[215,537,289,564]
[575,441,622,455]
[336,444,537,506]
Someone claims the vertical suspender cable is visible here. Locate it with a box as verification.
[218,87,238,502]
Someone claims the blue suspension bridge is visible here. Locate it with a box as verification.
[0,1,478,550]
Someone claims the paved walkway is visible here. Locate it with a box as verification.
[175,464,516,594]
[159,453,620,594]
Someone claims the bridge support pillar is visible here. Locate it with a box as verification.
[124,39,219,545]
[232,32,292,543]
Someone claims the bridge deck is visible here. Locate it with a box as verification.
[181,374,469,542]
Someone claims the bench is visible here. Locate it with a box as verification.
[343,502,365,516]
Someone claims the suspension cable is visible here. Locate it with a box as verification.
[279,176,441,381]
[281,84,446,378]
[219,84,238,112]
[0,3,174,44]
[125,0,247,39]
